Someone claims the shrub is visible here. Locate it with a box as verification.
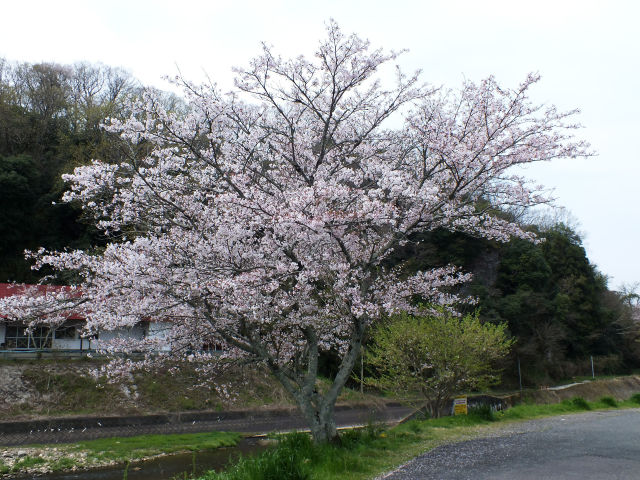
[629,393,640,404]
[569,396,591,410]
[599,396,618,407]
[367,310,512,418]
[405,420,424,434]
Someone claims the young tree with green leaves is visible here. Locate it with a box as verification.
[367,311,513,417]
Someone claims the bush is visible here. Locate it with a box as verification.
[569,396,591,410]
[200,426,394,480]
[367,310,512,418]
[629,393,640,404]
[599,396,618,407]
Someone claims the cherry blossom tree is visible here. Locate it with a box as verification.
[0,22,590,443]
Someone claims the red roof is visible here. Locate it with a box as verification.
[0,283,84,320]
[0,283,79,298]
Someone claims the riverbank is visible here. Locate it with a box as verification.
[0,431,240,477]
[3,376,639,478]
[0,403,412,478]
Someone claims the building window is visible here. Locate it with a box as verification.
[55,322,79,339]
[202,342,224,352]
[4,324,52,349]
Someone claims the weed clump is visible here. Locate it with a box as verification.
[468,404,496,422]
[200,426,401,480]
[569,396,591,410]
[629,393,640,405]
[11,456,46,472]
[599,396,618,407]
[202,432,312,480]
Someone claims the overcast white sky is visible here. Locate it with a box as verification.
[1,0,638,289]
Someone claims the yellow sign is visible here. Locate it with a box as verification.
[453,396,468,415]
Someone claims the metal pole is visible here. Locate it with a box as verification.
[591,356,595,379]
[517,356,523,391]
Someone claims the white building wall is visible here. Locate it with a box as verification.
[147,321,172,351]
[99,324,146,342]
[51,338,83,350]
[0,321,170,353]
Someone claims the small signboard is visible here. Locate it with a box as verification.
[453,395,468,415]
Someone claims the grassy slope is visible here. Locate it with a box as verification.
[0,360,378,420]
[1,359,288,418]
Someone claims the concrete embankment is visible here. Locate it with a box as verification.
[525,375,640,404]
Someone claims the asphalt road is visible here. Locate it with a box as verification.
[381,409,640,480]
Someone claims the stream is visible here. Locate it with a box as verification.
[15,438,268,480]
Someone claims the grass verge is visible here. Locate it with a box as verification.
[72,431,242,462]
[197,394,640,480]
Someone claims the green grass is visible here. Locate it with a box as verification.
[50,456,79,470]
[200,432,313,480]
[19,366,127,416]
[11,456,46,472]
[195,395,640,480]
[72,431,242,462]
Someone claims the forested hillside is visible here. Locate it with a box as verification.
[393,226,640,382]
[1,59,638,383]
[0,59,138,282]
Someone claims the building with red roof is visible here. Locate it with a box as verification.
[0,283,155,358]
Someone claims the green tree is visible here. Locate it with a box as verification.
[367,310,513,417]
[0,59,137,282]
[0,154,40,281]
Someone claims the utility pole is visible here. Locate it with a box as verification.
[517,356,523,392]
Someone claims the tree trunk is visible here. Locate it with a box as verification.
[272,326,363,443]
[292,340,361,443]
[228,316,366,444]
[296,398,338,444]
